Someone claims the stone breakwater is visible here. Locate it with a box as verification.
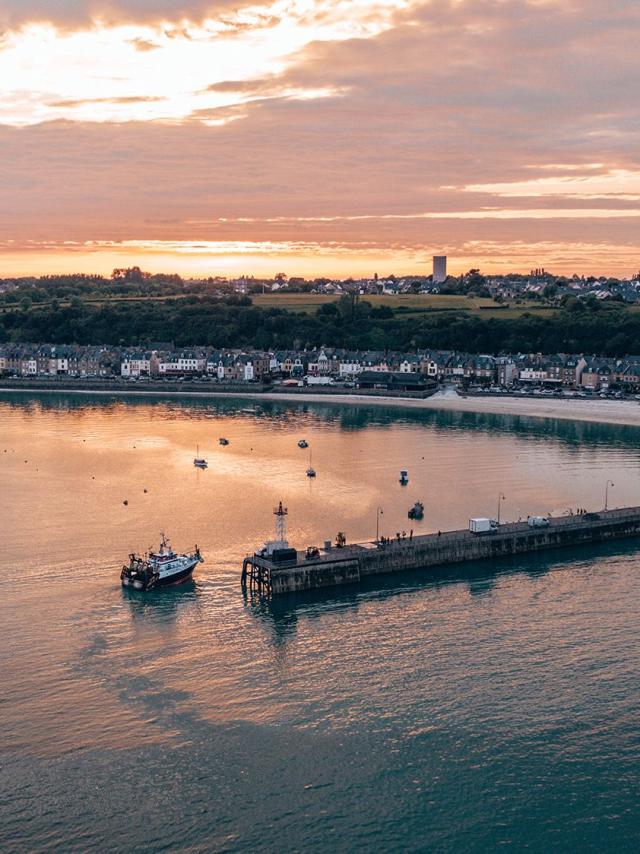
[242,507,640,595]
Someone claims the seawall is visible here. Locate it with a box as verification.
[242,507,640,595]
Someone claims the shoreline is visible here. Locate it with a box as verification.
[2,383,640,427]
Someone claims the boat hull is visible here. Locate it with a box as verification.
[156,561,198,587]
[121,557,200,591]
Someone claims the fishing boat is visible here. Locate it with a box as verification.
[193,445,208,468]
[219,438,229,446]
[408,501,424,520]
[298,439,309,448]
[121,534,203,591]
[399,470,409,485]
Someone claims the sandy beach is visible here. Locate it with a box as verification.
[3,384,640,428]
[256,388,640,427]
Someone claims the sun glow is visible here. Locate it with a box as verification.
[0,0,410,125]
[2,237,639,279]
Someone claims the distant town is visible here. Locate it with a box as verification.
[2,342,639,397]
[3,258,640,382]
[2,255,640,303]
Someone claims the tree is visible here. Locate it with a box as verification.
[111,266,149,283]
[464,269,487,290]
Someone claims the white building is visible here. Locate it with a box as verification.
[338,356,363,378]
[308,349,331,376]
[121,352,153,377]
[519,367,548,383]
[399,356,421,373]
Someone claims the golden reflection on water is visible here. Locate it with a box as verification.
[4,396,640,573]
[2,394,640,757]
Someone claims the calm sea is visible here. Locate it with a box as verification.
[1,392,640,852]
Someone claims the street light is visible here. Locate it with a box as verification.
[497,492,506,525]
[376,506,384,542]
[604,480,615,511]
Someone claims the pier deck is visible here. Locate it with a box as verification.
[242,506,640,595]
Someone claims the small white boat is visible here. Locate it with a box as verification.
[194,445,208,468]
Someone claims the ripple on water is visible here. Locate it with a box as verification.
[3,396,640,850]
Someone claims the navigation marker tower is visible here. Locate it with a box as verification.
[274,501,288,544]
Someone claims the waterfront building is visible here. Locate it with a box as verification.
[357,370,435,392]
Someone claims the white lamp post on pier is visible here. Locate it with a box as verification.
[497,492,506,525]
[604,480,615,511]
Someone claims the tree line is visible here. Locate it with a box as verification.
[1,293,639,356]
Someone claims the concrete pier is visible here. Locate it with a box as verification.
[241,506,640,595]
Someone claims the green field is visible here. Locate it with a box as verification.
[252,292,560,319]
[3,290,607,321]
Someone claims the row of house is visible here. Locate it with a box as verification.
[2,344,640,392]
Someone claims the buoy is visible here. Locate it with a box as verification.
[143,488,148,493]
[123,500,128,506]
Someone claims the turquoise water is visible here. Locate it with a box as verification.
[1,393,640,852]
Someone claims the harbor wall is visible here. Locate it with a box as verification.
[269,557,360,595]
[267,508,640,595]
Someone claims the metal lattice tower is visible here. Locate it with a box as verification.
[274,501,288,542]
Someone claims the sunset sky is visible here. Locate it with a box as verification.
[1,0,639,278]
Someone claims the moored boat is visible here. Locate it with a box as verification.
[399,470,409,485]
[121,534,203,591]
[219,437,229,446]
[194,444,208,468]
[298,439,309,448]
[408,501,424,520]
[306,448,316,477]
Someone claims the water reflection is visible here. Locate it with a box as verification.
[121,581,198,624]
[247,537,640,645]
[2,389,640,451]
